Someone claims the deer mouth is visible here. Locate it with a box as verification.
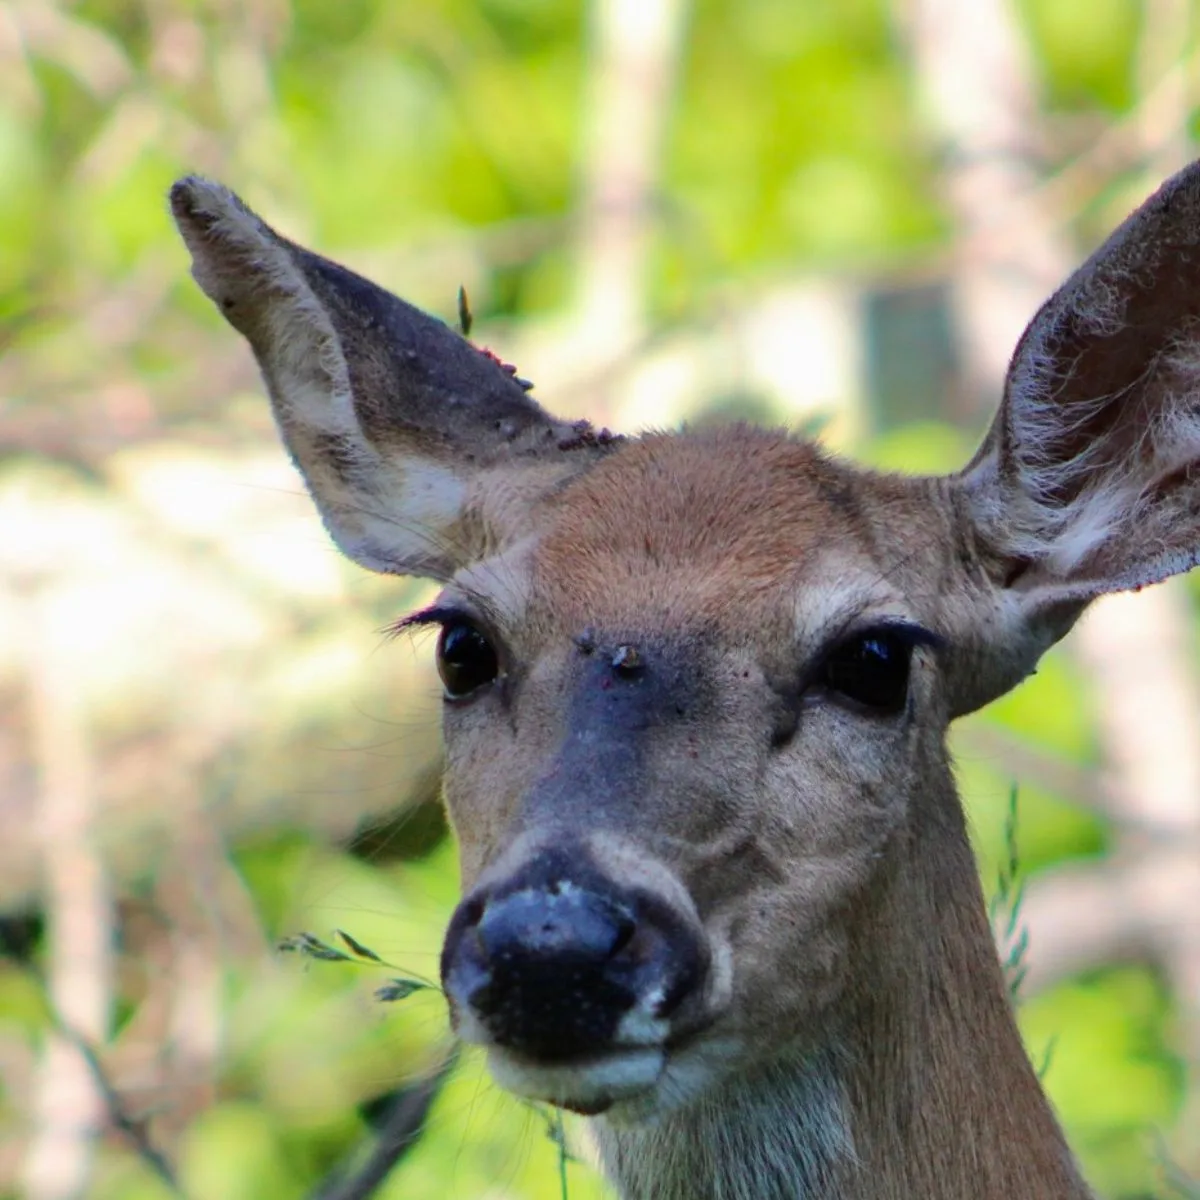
[479,1011,733,1123]
[484,1043,667,1115]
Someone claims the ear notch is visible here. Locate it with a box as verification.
[961,160,1200,608]
[169,176,619,580]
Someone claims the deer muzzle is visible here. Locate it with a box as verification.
[441,846,711,1112]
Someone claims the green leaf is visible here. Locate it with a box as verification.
[336,929,383,962]
[375,977,432,1003]
[277,932,353,963]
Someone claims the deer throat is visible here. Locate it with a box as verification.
[592,1042,854,1200]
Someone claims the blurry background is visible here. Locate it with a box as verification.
[1,0,1198,1196]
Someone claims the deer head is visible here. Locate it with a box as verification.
[170,167,1200,1198]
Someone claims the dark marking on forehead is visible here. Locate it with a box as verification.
[574,633,705,733]
[521,633,711,828]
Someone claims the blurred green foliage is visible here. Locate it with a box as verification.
[0,1,1196,1197]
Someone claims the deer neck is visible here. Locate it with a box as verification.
[593,767,1094,1200]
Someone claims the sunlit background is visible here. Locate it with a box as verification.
[1,0,1198,1197]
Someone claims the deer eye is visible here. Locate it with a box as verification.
[436,620,499,700]
[819,629,914,714]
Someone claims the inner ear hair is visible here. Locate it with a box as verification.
[960,160,1200,602]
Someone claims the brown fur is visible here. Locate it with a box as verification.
[171,162,1200,1200]
[442,429,1091,1198]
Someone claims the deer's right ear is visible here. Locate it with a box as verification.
[956,160,1200,663]
[170,178,618,581]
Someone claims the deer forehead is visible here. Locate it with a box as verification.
[500,426,954,645]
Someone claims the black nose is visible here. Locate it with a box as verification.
[478,887,635,968]
[441,865,708,1061]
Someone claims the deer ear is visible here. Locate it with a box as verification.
[169,177,618,581]
[959,161,1200,632]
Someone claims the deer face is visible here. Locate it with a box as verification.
[430,432,969,1118]
[171,164,1200,1131]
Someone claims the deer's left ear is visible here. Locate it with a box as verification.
[958,160,1200,629]
[170,177,619,582]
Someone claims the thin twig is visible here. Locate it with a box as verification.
[555,1109,570,1199]
[53,1014,185,1195]
[310,1049,458,1200]
[18,961,187,1196]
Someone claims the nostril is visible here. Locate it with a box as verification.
[610,913,636,957]
[461,895,485,928]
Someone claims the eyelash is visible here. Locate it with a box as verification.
[837,621,944,654]
[385,605,472,640]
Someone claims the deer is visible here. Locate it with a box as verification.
[167,161,1200,1200]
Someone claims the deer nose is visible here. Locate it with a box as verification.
[442,878,703,1061]
[478,887,635,966]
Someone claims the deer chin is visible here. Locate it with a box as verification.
[480,1023,749,1127]
[485,1044,666,1116]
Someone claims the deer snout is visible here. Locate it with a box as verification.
[441,872,710,1063]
